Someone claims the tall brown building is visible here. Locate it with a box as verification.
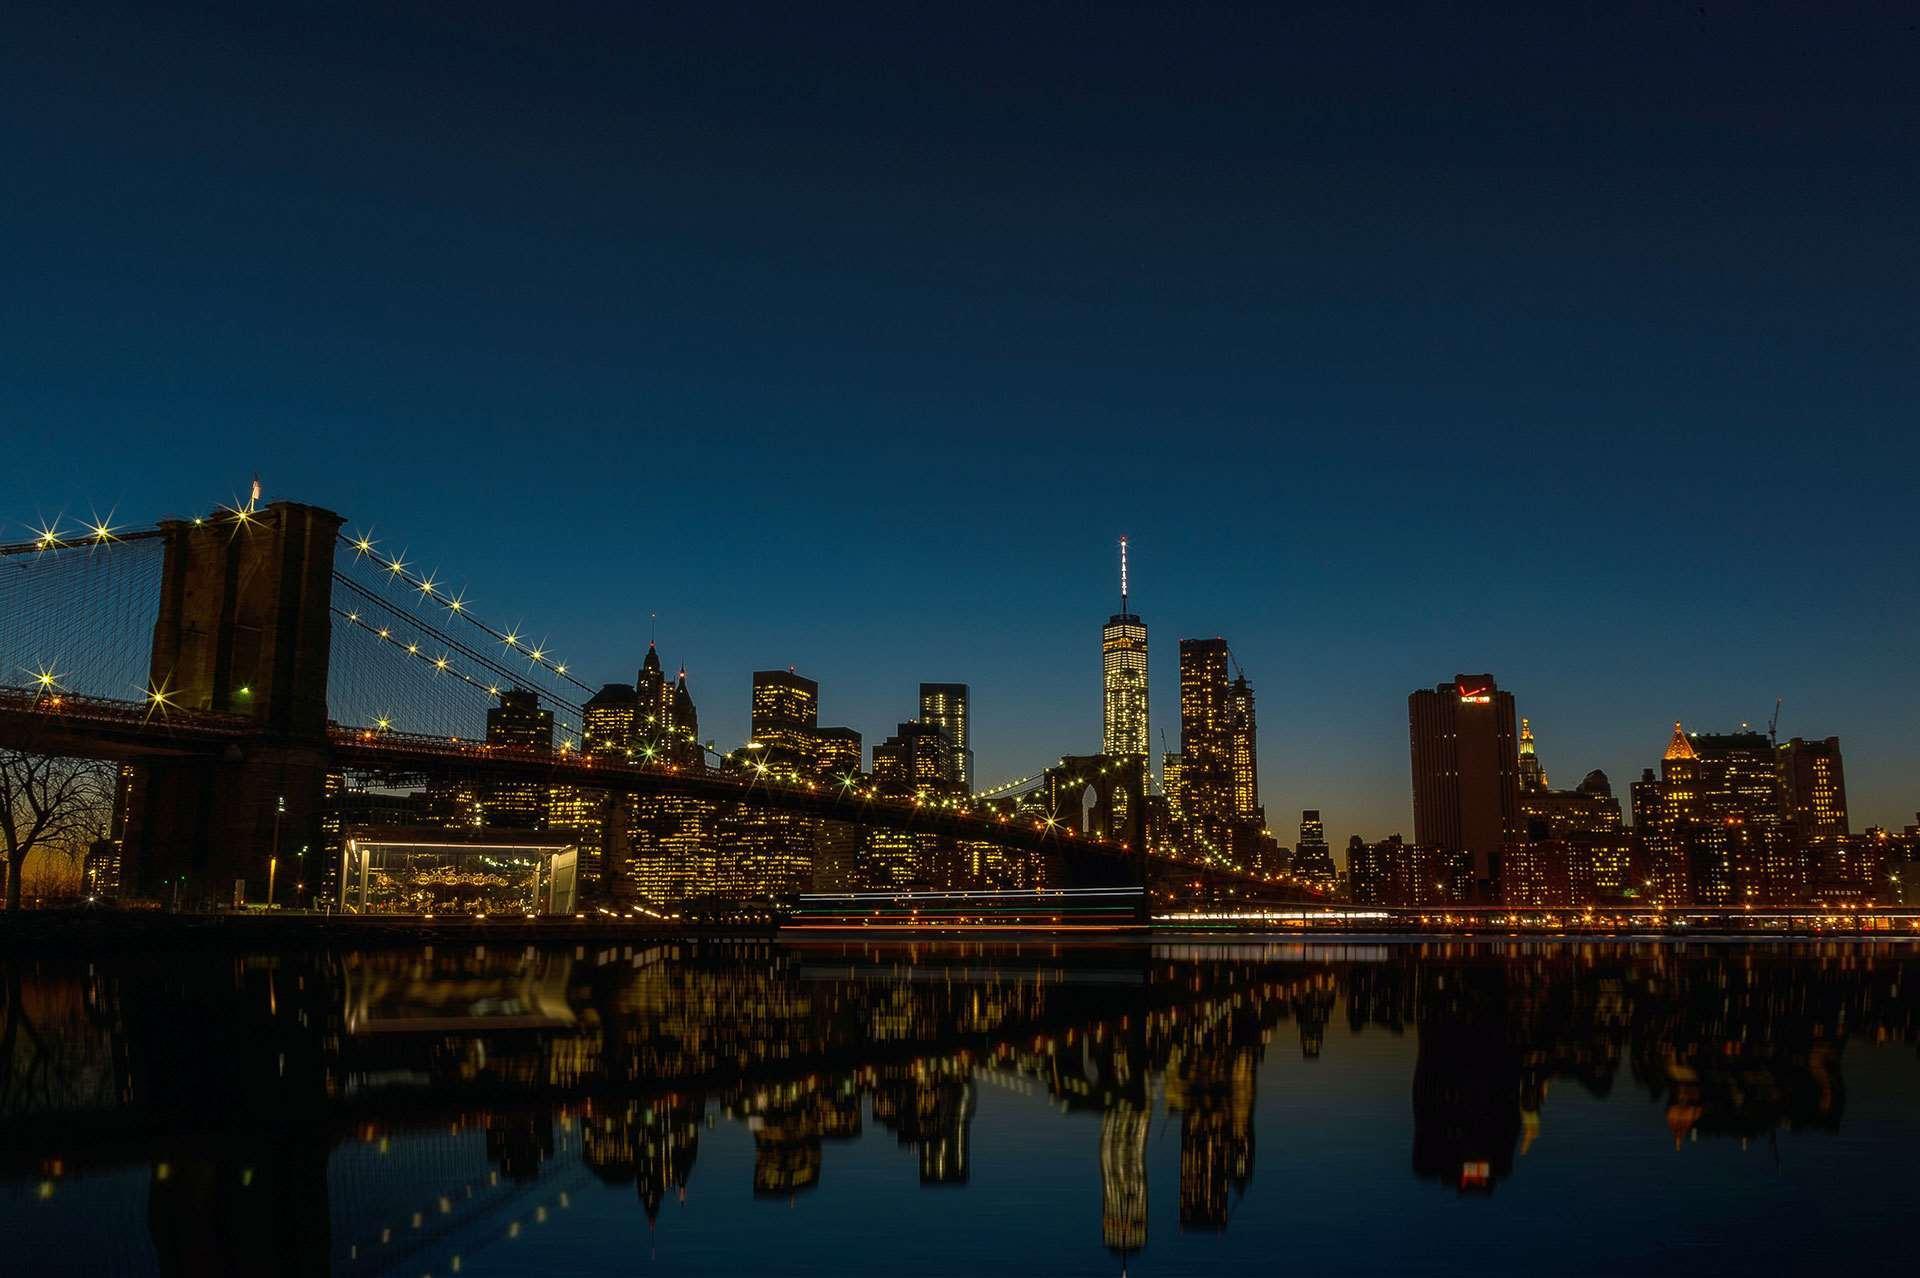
[1692,728,1789,904]
[1779,736,1848,842]
[1408,674,1520,899]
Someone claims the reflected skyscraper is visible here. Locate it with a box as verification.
[1101,1104,1150,1256]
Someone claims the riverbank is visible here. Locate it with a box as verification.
[0,907,779,952]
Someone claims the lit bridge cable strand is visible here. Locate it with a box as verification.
[0,520,167,707]
[335,526,746,770]
[337,529,599,698]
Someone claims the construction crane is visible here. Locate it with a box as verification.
[1768,696,1783,749]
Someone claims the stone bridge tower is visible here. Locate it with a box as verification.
[127,502,344,901]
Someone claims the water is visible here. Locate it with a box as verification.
[4,939,1917,1275]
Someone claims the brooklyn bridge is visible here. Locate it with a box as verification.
[0,498,1320,916]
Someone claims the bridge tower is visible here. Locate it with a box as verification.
[126,502,345,902]
[1042,753,1151,915]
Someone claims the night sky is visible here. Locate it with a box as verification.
[3,2,1916,843]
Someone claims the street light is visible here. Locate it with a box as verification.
[268,794,285,907]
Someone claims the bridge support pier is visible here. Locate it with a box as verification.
[128,743,332,905]
[126,501,343,903]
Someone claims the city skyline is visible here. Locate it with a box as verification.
[4,493,1918,850]
[3,4,1917,840]
[8,7,1920,1276]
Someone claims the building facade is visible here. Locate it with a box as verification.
[1177,638,1236,858]
[1101,539,1150,761]
[483,689,554,829]
[1779,736,1848,844]
[751,670,820,770]
[918,683,972,789]
[1291,810,1336,886]
[1407,674,1521,900]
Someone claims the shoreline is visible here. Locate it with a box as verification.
[3,908,1918,952]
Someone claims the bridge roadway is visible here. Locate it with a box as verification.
[0,686,256,757]
[0,685,1324,901]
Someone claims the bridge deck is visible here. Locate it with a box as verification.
[0,685,1326,900]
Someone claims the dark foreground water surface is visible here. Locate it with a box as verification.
[5,939,1918,1275]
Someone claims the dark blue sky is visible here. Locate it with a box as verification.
[4,2,1917,840]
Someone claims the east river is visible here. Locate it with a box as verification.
[5,939,1918,1275]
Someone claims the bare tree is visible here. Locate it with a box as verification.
[0,750,115,911]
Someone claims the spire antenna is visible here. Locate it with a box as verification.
[1119,536,1129,614]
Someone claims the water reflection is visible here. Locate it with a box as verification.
[4,941,1917,1274]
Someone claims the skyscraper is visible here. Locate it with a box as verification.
[666,667,700,764]
[1291,810,1336,885]
[627,648,711,905]
[636,643,670,749]
[581,682,638,757]
[1779,736,1848,842]
[1517,718,1548,792]
[1162,752,1185,824]
[1692,730,1784,833]
[1226,673,1259,820]
[485,688,554,828]
[1178,638,1235,855]
[1101,538,1150,761]
[553,682,639,887]
[751,670,819,771]
[1690,727,1793,903]
[870,721,956,795]
[813,725,863,779]
[1408,674,1521,899]
[918,683,972,789]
